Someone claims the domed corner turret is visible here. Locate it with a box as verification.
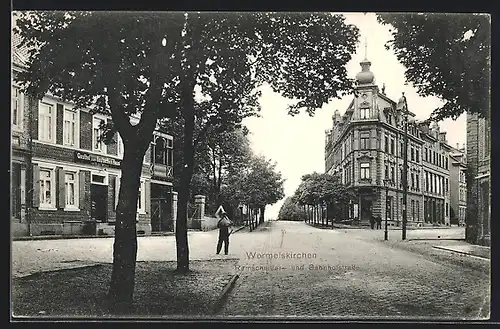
[355,58,375,85]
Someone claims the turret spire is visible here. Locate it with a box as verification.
[364,37,368,59]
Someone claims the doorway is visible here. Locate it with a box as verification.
[91,184,108,222]
[360,197,373,222]
[150,183,173,232]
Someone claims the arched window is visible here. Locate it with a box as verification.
[155,137,166,164]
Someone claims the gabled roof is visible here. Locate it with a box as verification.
[11,24,30,68]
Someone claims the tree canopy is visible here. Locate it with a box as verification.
[13,11,360,312]
[278,196,306,221]
[377,13,490,121]
[293,172,353,206]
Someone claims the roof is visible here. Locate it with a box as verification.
[11,26,30,68]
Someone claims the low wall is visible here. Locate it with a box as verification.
[201,216,219,232]
[187,218,202,230]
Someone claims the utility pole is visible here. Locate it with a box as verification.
[397,92,408,240]
[402,94,408,240]
[26,97,34,236]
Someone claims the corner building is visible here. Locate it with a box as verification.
[11,33,175,237]
[325,56,452,226]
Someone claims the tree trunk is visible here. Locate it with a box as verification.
[176,85,196,273]
[108,145,144,314]
[259,205,265,224]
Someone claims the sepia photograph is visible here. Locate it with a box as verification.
[10,11,491,321]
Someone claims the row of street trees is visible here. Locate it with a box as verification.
[14,11,360,313]
[278,173,355,224]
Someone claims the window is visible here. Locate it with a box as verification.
[425,172,429,192]
[360,162,370,179]
[416,174,420,191]
[400,142,403,157]
[63,108,78,147]
[39,168,55,207]
[416,201,420,221]
[399,168,403,187]
[360,108,369,119]
[390,139,395,155]
[445,157,448,169]
[117,134,124,158]
[424,148,428,162]
[416,149,419,163]
[360,133,370,150]
[384,136,389,153]
[411,173,415,189]
[391,166,395,182]
[411,200,415,220]
[411,147,415,161]
[385,165,389,179]
[445,178,448,193]
[12,86,23,129]
[93,117,106,152]
[65,171,78,208]
[445,203,448,216]
[39,102,55,142]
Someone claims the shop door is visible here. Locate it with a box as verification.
[91,184,108,222]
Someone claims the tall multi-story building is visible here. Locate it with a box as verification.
[466,113,490,246]
[11,31,175,237]
[449,144,467,226]
[324,55,452,226]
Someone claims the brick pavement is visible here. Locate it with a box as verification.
[219,221,490,319]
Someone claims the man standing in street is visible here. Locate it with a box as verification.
[217,212,234,255]
[376,214,382,230]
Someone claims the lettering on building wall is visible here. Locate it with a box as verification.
[74,151,121,168]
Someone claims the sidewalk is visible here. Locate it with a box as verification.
[12,226,249,242]
[433,244,490,260]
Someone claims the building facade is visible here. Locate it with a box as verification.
[466,113,490,246]
[325,56,452,226]
[449,145,467,226]
[11,33,175,237]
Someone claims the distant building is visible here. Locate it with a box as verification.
[448,145,467,226]
[11,31,175,237]
[466,113,490,246]
[324,55,453,226]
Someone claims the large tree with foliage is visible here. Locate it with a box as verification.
[238,155,285,223]
[278,196,307,221]
[377,13,490,121]
[14,11,359,312]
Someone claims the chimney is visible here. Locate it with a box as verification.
[439,132,447,143]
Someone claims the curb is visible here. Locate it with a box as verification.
[212,273,240,314]
[231,226,247,234]
[432,245,490,261]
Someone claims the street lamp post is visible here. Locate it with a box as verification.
[383,178,392,241]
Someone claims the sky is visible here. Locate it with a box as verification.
[243,13,467,220]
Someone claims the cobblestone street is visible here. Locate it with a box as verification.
[11,221,490,319]
[220,221,490,319]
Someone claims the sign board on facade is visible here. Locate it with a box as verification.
[74,151,121,168]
